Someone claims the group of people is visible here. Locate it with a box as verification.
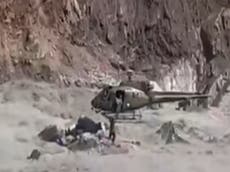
[62,116,117,145]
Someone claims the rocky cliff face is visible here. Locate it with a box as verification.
[0,0,230,91]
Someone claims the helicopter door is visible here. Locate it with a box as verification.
[114,90,125,111]
[115,90,125,101]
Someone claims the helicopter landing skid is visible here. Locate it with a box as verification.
[101,111,142,121]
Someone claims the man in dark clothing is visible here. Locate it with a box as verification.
[109,117,116,144]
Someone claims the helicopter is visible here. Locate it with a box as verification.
[91,83,211,120]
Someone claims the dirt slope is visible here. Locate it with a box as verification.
[0,80,230,172]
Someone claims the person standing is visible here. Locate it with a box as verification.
[109,117,116,144]
[115,92,123,118]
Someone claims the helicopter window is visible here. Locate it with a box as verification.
[132,92,139,98]
[103,89,109,97]
[103,86,113,98]
[132,92,135,98]
[107,92,113,101]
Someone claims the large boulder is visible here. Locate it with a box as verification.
[66,117,104,137]
[38,125,60,142]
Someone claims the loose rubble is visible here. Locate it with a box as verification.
[38,125,60,142]
[67,133,99,151]
[37,116,131,155]
[156,121,189,144]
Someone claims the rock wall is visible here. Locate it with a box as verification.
[0,0,230,90]
[83,0,230,91]
[159,59,197,91]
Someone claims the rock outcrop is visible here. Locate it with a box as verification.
[0,0,230,90]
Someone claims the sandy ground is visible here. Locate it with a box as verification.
[1,80,230,172]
